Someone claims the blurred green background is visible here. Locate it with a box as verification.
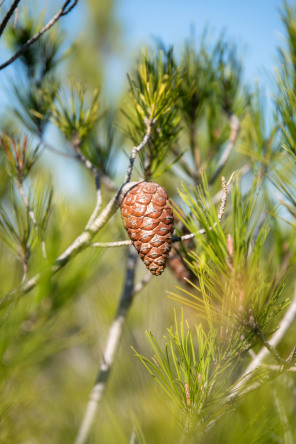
[0,1,296,443]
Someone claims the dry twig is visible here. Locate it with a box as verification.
[0,0,20,37]
[74,247,138,444]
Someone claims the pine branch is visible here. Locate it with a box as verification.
[0,0,78,70]
[229,285,296,401]
[0,0,21,37]
[74,247,138,444]
[0,126,151,309]
[248,285,296,370]
[205,289,296,432]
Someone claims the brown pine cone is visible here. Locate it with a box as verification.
[120,181,174,276]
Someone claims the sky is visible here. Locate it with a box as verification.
[0,0,288,199]
[0,0,286,106]
[109,0,284,97]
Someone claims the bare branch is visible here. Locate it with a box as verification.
[91,240,132,248]
[123,120,152,185]
[0,128,151,309]
[251,321,292,366]
[0,0,78,71]
[41,140,77,158]
[74,247,138,444]
[209,114,240,185]
[0,0,21,38]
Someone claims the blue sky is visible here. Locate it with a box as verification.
[109,0,284,95]
[0,0,287,199]
[0,0,286,103]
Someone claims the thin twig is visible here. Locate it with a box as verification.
[72,135,98,177]
[122,120,152,185]
[89,174,230,247]
[89,225,221,248]
[74,247,138,444]
[132,272,152,295]
[16,178,47,258]
[61,0,78,15]
[209,114,240,185]
[252,322,291,366]
[0,128,151,309]
[41,139,77,158]
[212,163,250,205]
[91,240,132,248]
[173,175,230,242]
[0,0,21,37]
[0,0,78,70]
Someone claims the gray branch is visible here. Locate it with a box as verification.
[74,247,138,444]
[0,0,21,37]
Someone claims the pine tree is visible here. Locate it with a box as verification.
[0,1,296,443]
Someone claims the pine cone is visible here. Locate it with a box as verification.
[120,181,174,275]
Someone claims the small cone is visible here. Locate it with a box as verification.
[120,181,174,275]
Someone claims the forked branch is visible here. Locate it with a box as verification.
[0,124,152,308]
[0,0,79,70]
[0,0,21,37]
[74,247,139,444]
